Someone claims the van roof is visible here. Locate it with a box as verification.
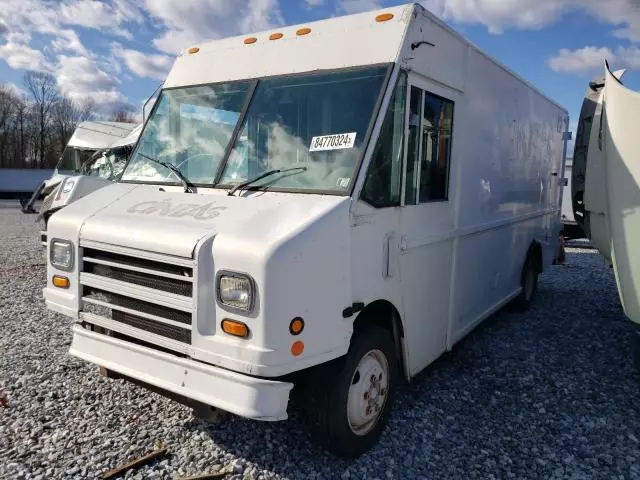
[162,2,566,115]
[163,4,413,88]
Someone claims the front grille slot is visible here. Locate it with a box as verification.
[112,310,191,343]
[83,248,193,277]
[84,263,192,297]
[83,288,191,325]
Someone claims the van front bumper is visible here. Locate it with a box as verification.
[70,325,293,421]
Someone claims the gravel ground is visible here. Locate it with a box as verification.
[2,201,640,479]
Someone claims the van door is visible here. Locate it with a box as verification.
[399,74,458,376]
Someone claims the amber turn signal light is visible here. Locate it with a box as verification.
[221,319,249,338]
[289,317,304,335]
[52,275,70,289]
[375,13,394,22]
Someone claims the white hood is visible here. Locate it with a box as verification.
[54,183,348,258]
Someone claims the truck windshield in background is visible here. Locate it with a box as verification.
[83,144,135,181]
[57,146,97,173]
[121,65,389,193]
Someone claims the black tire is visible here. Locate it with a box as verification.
[301,326,398,458]
[633,329,640,375]
[512,251,539,312]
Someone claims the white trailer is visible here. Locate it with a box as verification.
[38,124,143,245]
[43,3,568,457]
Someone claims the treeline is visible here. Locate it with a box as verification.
[0,71,136,170]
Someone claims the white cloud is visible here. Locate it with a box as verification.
[144,0,284,54]
[113,44,174,80]
[55,55,125,108]
[548,46,640,74]
[51,29,87,55]
[240,0,284,34]
[421,0,640,41]
[339,0,382,14]
[548,47,616,74]
[57,0,146,40]
[58,0,113,27]
[0,42,48,71]
[422,0,568,33]
[0,0,140,114]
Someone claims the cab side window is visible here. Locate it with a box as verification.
[361,72,407,208]
[404,86,454,204]
[419,94,453,201]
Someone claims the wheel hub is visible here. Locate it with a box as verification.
[347,349,389,436]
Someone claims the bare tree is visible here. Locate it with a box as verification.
[14,96,27,168]
[51,97,77,153]
[0,79,98,170]
[0,85,16,168]
[23,71,59,168]
[79,98,96,122]
[110,106,137,124]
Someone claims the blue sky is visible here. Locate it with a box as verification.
[2,0,640,148]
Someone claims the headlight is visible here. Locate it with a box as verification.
[216,272,255,313]
[56,178,75,200]
[50,239,74,271]
[62,179,75,193]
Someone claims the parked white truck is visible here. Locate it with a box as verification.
[43,3,568,457]
[20,121,139,214]
[38,124,143,245]
[572,62,640,342]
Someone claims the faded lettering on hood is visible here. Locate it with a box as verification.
[127,199,227,220]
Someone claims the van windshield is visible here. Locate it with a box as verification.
[122,81,253,184]
[121,65,389,192]
[218,66,388,192]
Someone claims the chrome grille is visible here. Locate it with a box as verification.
[79,245,194,351]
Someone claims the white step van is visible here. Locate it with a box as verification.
[43,3,568,457]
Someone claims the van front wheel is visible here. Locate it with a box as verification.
[303,326,398,458]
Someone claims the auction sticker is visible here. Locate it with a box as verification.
[309,132,356,152]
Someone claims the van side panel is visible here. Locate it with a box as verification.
[351,7,567,379]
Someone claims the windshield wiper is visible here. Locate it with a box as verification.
[228,167,307,196]
[137,152,193,193]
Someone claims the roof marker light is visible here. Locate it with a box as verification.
[187,47,200,54]
[375,13,394,22]
[244,37,257,45]
[269,33,284,40]
[296,28,311,36]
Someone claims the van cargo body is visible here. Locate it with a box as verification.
[43,3,568,457]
